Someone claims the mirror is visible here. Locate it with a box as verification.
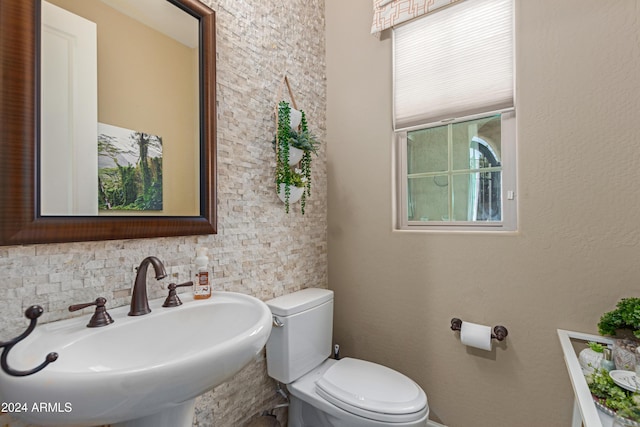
[0,0,217,245]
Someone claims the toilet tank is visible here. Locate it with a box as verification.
[265,288,334,384]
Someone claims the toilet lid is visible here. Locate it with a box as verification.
[315,358,428,423]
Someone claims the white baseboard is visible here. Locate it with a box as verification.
[428,420,447,427]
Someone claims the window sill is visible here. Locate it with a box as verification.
[393,226,519,235]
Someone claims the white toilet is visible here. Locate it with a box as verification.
[265,288,429,427]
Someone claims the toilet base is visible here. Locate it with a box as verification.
[289,395,338,427]
[287,359,429,427]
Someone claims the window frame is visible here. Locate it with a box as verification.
[395,110,517,232]
[392,0,516,233]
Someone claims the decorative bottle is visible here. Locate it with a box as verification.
[601,347,616,372]
[194,247,212,299]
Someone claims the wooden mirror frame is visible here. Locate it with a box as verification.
[0,0,217,246]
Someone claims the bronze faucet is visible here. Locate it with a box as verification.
[129,256,167,316]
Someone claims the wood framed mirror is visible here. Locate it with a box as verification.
[0,0,217,246]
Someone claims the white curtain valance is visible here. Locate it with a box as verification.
[371,0,462,34]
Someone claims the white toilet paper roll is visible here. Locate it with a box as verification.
[460,321,493,351]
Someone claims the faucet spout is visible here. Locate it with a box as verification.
[129,256,167,316]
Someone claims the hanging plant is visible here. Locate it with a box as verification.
[274,100,319,214]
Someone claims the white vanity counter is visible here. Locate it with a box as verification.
[557,329,616,427]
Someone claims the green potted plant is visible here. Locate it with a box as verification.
[579,341,605,374]
[598,298,640,338]
[598,298,640,370]
[274,101,319,214]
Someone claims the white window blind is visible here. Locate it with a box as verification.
[393,0,514,130]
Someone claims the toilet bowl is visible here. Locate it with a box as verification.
[265,288,429,427]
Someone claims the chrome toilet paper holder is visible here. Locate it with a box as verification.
[450,317,509,342]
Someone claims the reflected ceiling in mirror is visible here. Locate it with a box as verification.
[0,0,217,245]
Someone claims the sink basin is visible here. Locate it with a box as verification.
[0,291,272,427]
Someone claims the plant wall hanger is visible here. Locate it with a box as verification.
[274,75,319,214]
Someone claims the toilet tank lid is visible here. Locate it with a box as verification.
[266,288,333,316]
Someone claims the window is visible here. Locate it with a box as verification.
[393,0,516,231]
[397,112,516,230]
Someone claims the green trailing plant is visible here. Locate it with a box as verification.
[276,101,293,212]
[298,111,314,212]
[598,298,640,339]
[274,101,319,214]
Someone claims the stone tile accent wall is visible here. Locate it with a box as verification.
[0,0,326,425]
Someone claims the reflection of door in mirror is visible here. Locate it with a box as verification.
[40,0,200,217]
[41,2,98,215]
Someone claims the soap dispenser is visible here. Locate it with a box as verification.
[194,247,212,299]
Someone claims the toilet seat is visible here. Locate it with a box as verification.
[315,358,428,423]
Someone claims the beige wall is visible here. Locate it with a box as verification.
[326,1,640,426]
[1,0,326,426]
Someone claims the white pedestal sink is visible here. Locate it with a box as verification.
[0,292,272,427]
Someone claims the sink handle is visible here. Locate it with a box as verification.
[0,305,59,377]
[162,281,194,307]
[69,297,115,328]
